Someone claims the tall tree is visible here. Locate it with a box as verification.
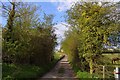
[2,2,57,65]
[65,2,119,74]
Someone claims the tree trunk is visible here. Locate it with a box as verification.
[6,2,15,42]
[89,58,93,75]
[8,2,15,31]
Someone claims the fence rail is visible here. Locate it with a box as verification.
[95,65,120,78]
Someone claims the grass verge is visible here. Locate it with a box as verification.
[2,53,63,80]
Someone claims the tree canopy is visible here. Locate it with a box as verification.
[2,2,57,66]
[62,2,119,74]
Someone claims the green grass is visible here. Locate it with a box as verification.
[93,53,120,78]
[71,63,99,79]
[69,53,120,79]
[58,67,65,74]
[102,54,120,59]
[2,63,44,80]
[2,53,62,80]
[76,71,100,79]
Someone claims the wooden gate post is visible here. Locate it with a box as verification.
[103,66,105,79]
[114,67,120,80]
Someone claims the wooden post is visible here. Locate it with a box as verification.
[115,67,120,80]
[103,66,105,79]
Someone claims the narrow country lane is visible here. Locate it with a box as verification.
[39,55,78,80]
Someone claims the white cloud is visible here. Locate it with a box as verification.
[1,0,119,2]
[53,22,69,43]
[47,0,79,12]
[56,0,78,12]
[53,22,69,50]
[56,2,72,12]
[50,0,120,12]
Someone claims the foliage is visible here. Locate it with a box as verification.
[62,2,119,75]
[2,2,57,66]
[61,30,85,71]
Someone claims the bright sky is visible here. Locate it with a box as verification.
[0,0,120,50]
[0,1,71,50]
[35,2,70,50]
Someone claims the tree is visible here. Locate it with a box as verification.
[65,2,119,74]
[2,2,18,63]
[29,14,57,65]
[2,2,57,65]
